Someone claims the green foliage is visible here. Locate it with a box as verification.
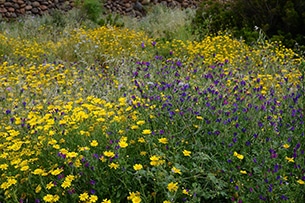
[193,0,305,53]
[98,13,124,27]
[48,9,67,27]
[191,0,236,40]
[81,0,103,23]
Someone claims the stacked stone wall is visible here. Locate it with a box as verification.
[0,0,74,19]
[0,0,199,19]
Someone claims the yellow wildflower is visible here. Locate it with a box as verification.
[109,162,119,169]
[183,150,191,157]
[171,167,182,174]
[136,120,145,125]
[285,156,294,163]
[119,141,128,148]
[158,138,168,144]
[133,164,143,171]
[90,140,98,147]
[43,194,59,202]
[35,185,42,193]
[103,151,115,158]
[142,129,152,135]
[79,192,89,201]
[196,116,203,120]
[89,195,98,203]
[46,182,55,190]
[138,137,145,143]
[167,182,178,192]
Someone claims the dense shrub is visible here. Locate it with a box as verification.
[192,0,305,53]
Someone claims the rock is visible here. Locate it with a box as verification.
[11,12,17,17]
[133,1,144,11]
[41,1,49,5]
[13,3,20,9]
[19,7,25,14]
[125,3,131,8]
[182,2,188,7]
[125,6,133,12]
[31,7,39,14]
[25,5,32,10]
[141,0,150,5]
[0,0,6,4]
[7,7,15,12]
[32,1,40,7]
[40,5,48,10]
[0,7,7,13]
[4,2,13,7]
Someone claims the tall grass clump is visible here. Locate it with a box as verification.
[122,4,195,41]
[0,6,304,203]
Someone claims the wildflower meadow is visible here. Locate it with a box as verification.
[0,7,304,203]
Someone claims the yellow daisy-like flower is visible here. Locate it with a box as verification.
[158,138,168,144]
[196,116,203,120]
[46,181,55,190]
[136,120,145,125]
[182,189,189,195]
[142,129,151,135]
[119,141,128,148]
[127,191,141,200]
[131,125,139,130]
[285,156,294,163]
[79,192,89,201]
[61,181,71,189]
[103,151,115,158]
[89,195,98,203]
[50,168,64,176]
[67,152,78,158]
[133,164,143,171]
[297,179,305,185]
[102,199,111,203]
[233,151,244,160]
[0,164,8,170]
[282,144,290,149]
[171,167,182,174]
[90,140,98,147]
[240,170,247,174]
[183,150,191,157]
[138,137,145,143]
[131,196,141,203]
[236,154,244,160]
[35,185,42,193]
[167,182,178,192]
[43,194,54,202]
[109,162,119,169]
[20,165,30,171]
[43,194,59,202]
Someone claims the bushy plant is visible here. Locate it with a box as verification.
[192,0,305,53]
[81,0,103,23]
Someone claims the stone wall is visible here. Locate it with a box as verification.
[0,0,199,19]
[0,0,74,18]
[104,0,199,17]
